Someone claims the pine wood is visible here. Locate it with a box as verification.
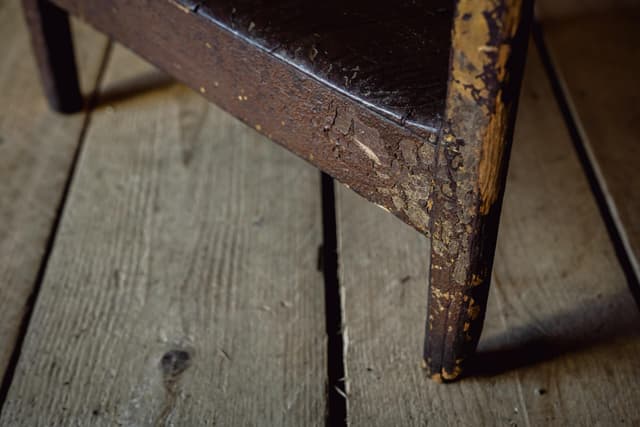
[337,46,640,425]
[544,9,640,281]
[0,1,107,380]
[0,46,327,426]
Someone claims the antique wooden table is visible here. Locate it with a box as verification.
[23,0,533,382]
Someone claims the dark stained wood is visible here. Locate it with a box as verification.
[22,0,83,113]
[536,0,637,19]
[0,45,327,425]
[50,0,444,235]
[424,0,533,381]
[181,0,453,130]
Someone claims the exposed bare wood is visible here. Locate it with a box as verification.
[0,46,326,426]
[544,9,640,283]
[338,46,640,425]
[0,1,107,379]
[424,0,533,380]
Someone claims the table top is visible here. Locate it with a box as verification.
[180,0,454,131]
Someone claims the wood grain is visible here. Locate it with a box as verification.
[0,1,107,379]
[0,45,326,426]
[338,46,640,425]
[544,9,640,283]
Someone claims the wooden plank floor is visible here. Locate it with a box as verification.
[0,44,327,425]
[1,4,640,426]
[0,1,108,381]
[544,8,640,282]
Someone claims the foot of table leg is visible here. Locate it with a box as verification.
[423,223,497,382]
[23,0,83,113]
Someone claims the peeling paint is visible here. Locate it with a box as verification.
[424,0,531,382]
[354,138,381,165]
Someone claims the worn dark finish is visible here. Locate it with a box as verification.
[180,0,453,131]
[26,0,532,381]
[47,0,453,235]
[424,0,533,381]
[22,0,82,113]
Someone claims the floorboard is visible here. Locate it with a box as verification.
[0,2,108,380]
[544,9,640,282]
[0,45,327,426]
[337,45,640,426]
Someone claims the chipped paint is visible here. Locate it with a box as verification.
[447,0,523,214]
[354,138,381,165]
[424,0,531,382]
[167,0,190,14]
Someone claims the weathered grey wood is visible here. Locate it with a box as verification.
[0,1,107,379]
[488,45,640,427]
[544,9,640,283]
[338,46,640,425]
[0,45,326,426]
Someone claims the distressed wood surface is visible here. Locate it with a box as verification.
[544,10,640,282]
[50,0,442,235]
[0,1,107,380]
[0,45,327,426]
[338,46,640,425]
[176,0,453,130]
[424,0,533,380]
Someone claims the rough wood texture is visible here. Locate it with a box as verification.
[0,1,107,380]
[544,10,640,282]
[22,0,83,113]
[338,46,640,425]
[424,0,533,380]
[50,0,446,234]
[44,0,535,379]
[0,46,326,426]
